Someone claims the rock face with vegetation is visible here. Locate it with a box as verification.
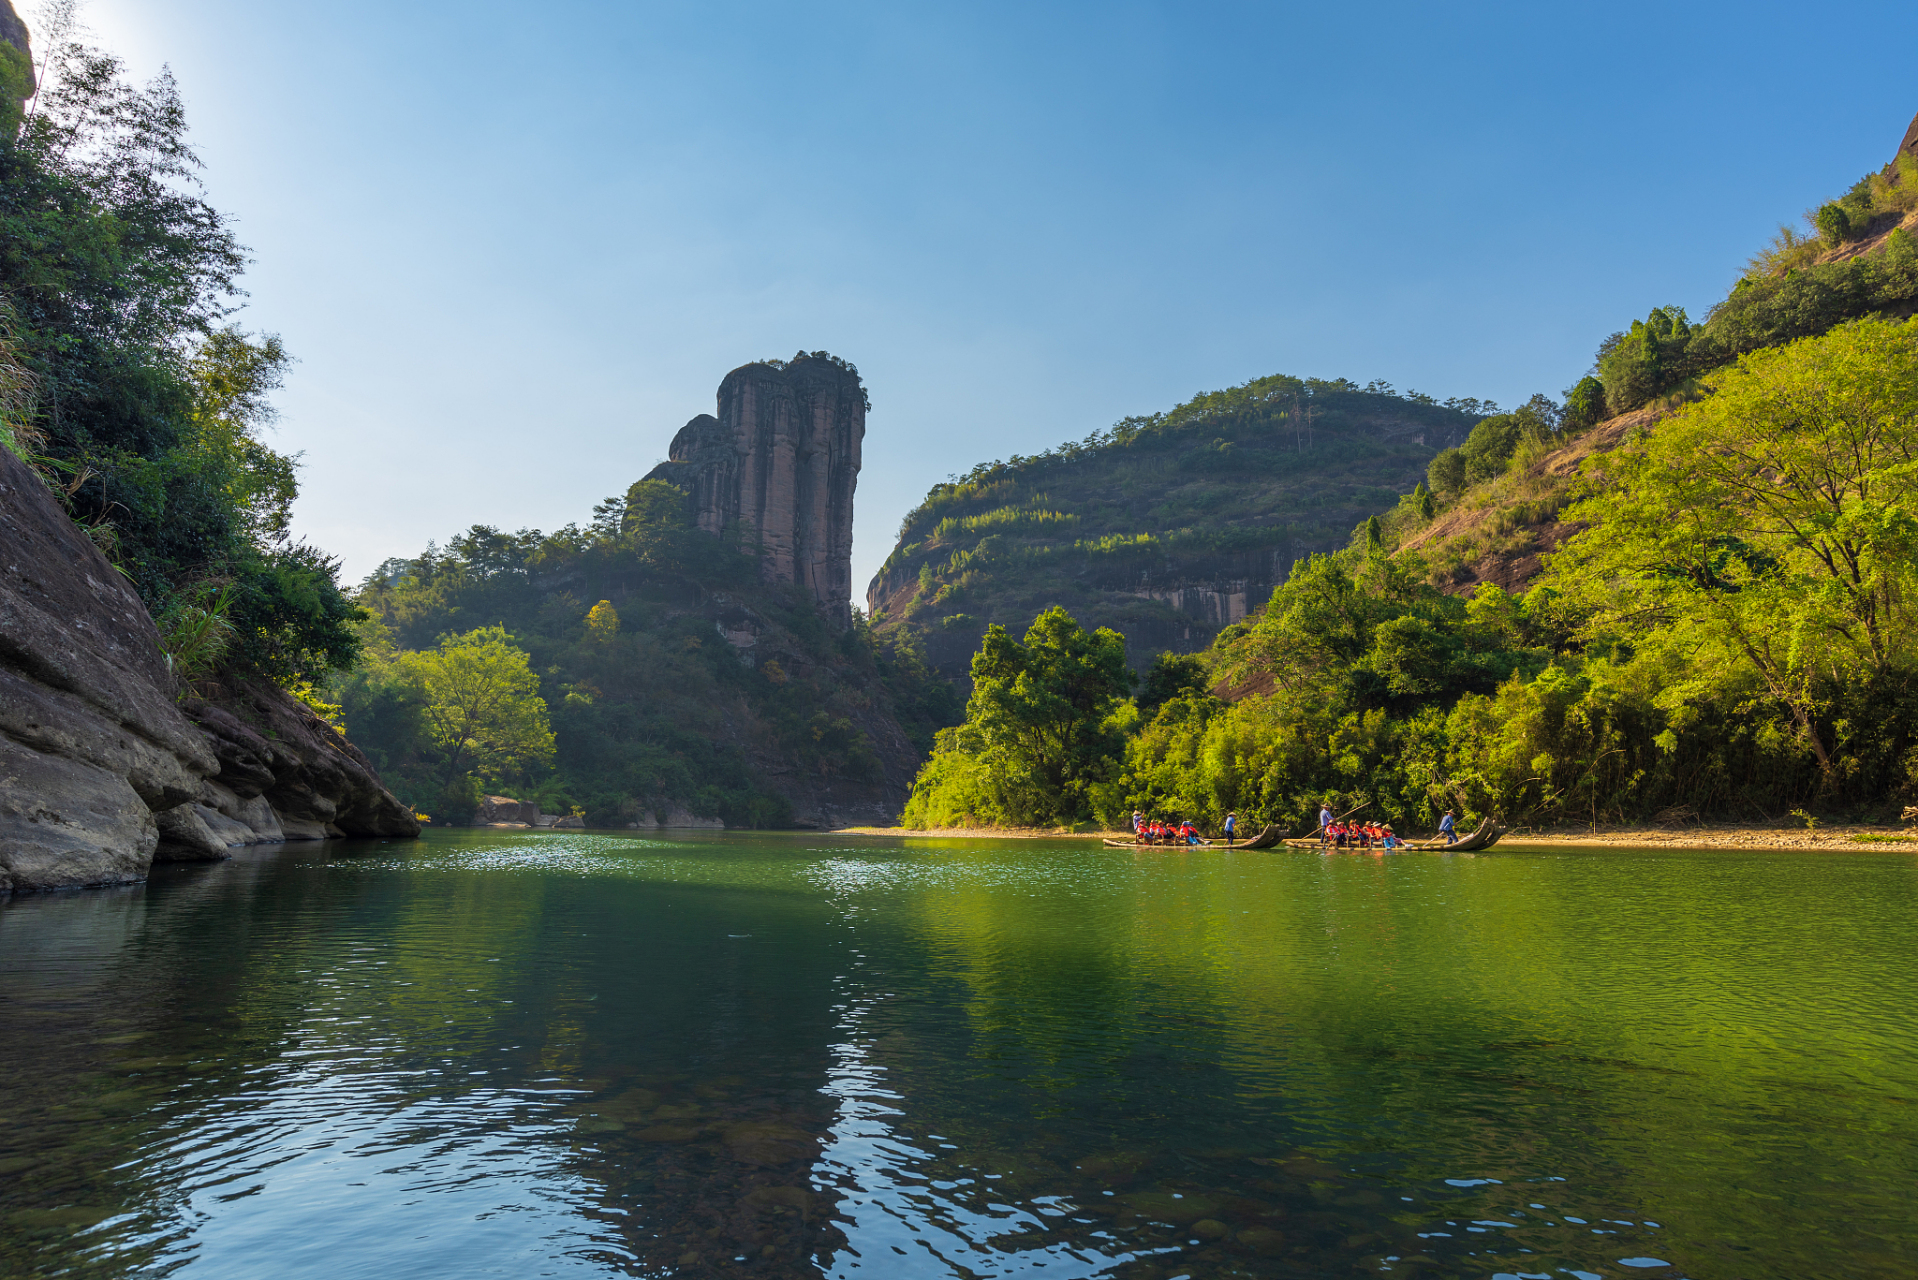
[166,677,419,854]
[1406,119,1918,603]
[867,377,1493,679]
[0,447,417,892]
[0,445,214,889]
[646,354,866,628]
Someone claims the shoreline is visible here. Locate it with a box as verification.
[830,822,1918,852]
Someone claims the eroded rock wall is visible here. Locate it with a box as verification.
[647,356,864,627]
[166,677,421,859]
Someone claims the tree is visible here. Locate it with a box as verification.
[1562,375,1607,431]
[585,599,619,643]
[398,627,555,786]
[1427,447,1466,498]
[1137,650,1209,717]
[1411,481,1436,520]
[1550,318,1918,790]
[0,28,362,686]
[904,607,1132,825]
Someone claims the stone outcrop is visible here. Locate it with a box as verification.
[645,355,865,627]
[0,445,418,892]
[648,806,724,830]
[0,0,31,132]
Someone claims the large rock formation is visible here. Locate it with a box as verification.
[0,450,217,890]
[645,354,865,627]
[0,446,418,893]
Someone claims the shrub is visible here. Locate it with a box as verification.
[1428,448,1466,498]
[1815,201,1853,246]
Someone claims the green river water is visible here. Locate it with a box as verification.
[1,830,1914,1280]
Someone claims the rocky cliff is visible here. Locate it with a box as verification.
[645,354,865,628]
[0,447,418,893]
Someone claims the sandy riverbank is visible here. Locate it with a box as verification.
[1498,822,1918,851]
[831,822,1918,851]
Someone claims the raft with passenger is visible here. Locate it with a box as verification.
[1103,823,1283,850]
[1280,817,1505,853]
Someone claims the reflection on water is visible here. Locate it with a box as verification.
[1,832,1916,1280]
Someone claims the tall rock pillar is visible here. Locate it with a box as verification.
[644,354,866,627]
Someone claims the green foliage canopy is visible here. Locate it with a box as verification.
[396,627,556,787]
[1551,317,1918,787]
[341,490,954,827]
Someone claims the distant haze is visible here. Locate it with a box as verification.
[52,0,1918,598]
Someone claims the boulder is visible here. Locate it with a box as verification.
[478,794,534,825]
[658,806,724,829]
[0,737,164,888]
[151,801,229,861]
[0,447,217,890]
[553,814,584,829]
[201,779,285,842]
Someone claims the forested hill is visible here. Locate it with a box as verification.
[867,376,1496,679]
[339,483,958,831]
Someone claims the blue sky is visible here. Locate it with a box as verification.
[54,0,1918,599]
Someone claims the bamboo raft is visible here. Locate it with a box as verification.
[1102,820,1504,853]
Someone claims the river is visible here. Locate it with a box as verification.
[2,830,1913,1279]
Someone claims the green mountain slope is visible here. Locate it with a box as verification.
[1392,125,1918,602]
[899,109,1918,834]
[867,376,1493,679]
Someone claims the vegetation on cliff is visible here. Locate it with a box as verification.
[0,23,361,689]
[869,376,1498,679]
[337,481,956,827]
